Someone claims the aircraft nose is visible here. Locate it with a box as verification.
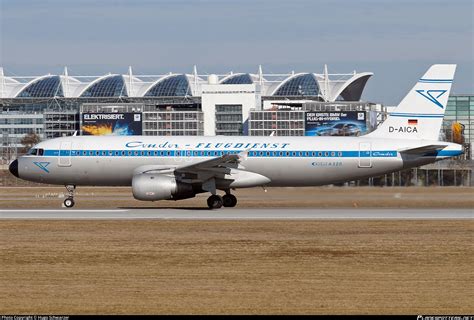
[9,159,19,178]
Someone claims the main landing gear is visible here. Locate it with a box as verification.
[64,185,76,208]
[223,193,237,207]
[207,191,238,209]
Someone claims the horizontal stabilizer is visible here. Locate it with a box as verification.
[398,145,446,154]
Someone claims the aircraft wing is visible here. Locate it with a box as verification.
[174,151,252,193]
[398,145,447,155]
[134,150,249,177]
[133,149,267,194]
[175,150,248,174]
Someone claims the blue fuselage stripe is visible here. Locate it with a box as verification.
[39,149,463,159]
[433,150,463,157]
[38,150,462,158]
[38,148,462,159]
[42,149,401,158]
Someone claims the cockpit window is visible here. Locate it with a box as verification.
[27,148,44,156]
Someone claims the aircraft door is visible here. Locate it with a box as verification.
[358,142,372,168]
[58,141,72,167]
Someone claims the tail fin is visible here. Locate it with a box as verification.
[367,64,456,140]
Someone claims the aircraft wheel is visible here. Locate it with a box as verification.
[64,197,75,208]
[207,195,223,209]
[222,194,237,207]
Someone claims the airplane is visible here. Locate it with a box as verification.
[9,64,463,209]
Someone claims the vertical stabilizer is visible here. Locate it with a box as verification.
[368,64,456,140]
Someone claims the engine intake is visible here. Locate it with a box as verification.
[132,173,194,201]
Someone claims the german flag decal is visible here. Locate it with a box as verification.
[408,119,418,125]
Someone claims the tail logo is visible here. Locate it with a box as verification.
[415,89,447,109]
[33,161,50,173]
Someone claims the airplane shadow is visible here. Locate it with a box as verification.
[118,206,210,211]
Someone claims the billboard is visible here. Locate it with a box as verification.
[305,111,367,136]
[81,113,142,136]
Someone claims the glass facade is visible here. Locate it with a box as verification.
[145,75,190,97]
[81,75,127,97]
[443,94,474,159]
[17,76,63,98]
[143,111,203,136]
[215,104,243,136]
[44,111,79,139]
[0,111,45,163]
[249,110,305,136]
[221,73,253,84]
[273,73,319,96]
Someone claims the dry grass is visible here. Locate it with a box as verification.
[0,220,472,314]
[0,186,473,208]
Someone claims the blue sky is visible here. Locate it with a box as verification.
[0,0,472,104]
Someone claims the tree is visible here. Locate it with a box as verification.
[20,132,41,154]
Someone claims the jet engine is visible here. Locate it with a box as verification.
[132,173,195,201]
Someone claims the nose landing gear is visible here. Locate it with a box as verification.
[64,185,76,208]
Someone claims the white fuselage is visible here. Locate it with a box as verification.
[15,135,462,187]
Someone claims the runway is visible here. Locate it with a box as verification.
[0,208,472,219]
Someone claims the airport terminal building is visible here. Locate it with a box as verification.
[0,65,374,155]
[0,66,472,186]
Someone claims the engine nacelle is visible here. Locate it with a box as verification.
[132,173,194,201]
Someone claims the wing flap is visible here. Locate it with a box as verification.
[176,150,250,173]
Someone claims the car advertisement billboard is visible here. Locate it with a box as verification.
[81,113,142,136]
[305,111,367,136]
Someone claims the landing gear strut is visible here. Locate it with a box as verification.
[64,185,76,208]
